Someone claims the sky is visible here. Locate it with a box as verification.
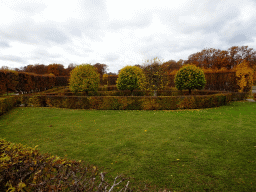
[1,0,256,74]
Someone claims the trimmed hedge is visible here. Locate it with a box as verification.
[0,96,19,116]
[0,139,132,191]
[20,92,236,110]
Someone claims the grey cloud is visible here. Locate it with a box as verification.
[39,27,69,44]
[228,34,249,44]
[107,13,153,30]
[32,48,62,60]
[5,1,47,14]
[0,55,27,63]
[0,19,70,45]
[158,1,240,35]
[105,53,120,62]
[0,41,10,48]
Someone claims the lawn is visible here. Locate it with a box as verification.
[0,101,256,191]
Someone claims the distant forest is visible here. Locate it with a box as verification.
[2,46,256,77]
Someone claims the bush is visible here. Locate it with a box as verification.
[69,64,100,95]
[234,61,254,92]
[0,139,131,191]
[253,93,256,101]
[175,64,206,94]
[116,66,145,96]
[0,96,19,116]
[24,92,234,110]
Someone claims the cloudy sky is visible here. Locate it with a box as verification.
[1,0,256,73]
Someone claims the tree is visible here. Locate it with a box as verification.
[141,57,169,96]
[234,61,254,92]
[69,64,100,95]
[93,63,108,76]
[116,66,145,96]
[66,63,77,76]
[162,60,182,74]
[47,64,65,76]
[174,64,206,94]
[93,63,108,85]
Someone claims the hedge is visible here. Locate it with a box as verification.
[0,96,19,116]
[0,139,132,191]
[19,92,238,110]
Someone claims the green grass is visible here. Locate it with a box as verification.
[1,101,256,191]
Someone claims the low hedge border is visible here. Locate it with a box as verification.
[0,96,20,116]
[35,90,228,97]
[20,93,234,110]
[0,139,133,191]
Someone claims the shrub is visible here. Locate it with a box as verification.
[175,64,206,94]
[0,96,19,116]
[116,66,145,96]
[253,93,256,101]
[234,61,254,92]
[69,64,100,95]
[0,139,131,191]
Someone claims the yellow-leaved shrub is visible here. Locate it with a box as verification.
[234,61,254,92]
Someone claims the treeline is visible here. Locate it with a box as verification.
[11,63,110,77]
[1,46,255,95]
[5,45,256,78]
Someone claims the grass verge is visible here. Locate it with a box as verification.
[0,101,256,191]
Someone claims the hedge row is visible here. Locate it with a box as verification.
[101,72,242,92]
[0,70,70,95]
[0,139,133,192]
[20,93,237,110]
[0,96,19,116]
[44,90,226,97]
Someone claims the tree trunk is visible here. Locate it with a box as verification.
[189,89,192,95]
[153,90,157,96]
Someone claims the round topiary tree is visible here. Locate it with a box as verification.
[174,64,206,94]
[116,65,145,96]
[69,64,100,95]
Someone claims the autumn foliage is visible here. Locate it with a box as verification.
[0,139,131,191]
[116,66,145,95]
[234,61,254,92]
[175,64,206,94]
[0,69,18,95]
[69,64,100,95]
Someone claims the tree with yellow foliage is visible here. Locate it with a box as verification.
[69,64,100,95]
[116,66,145,96]
[234,61,254,92]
